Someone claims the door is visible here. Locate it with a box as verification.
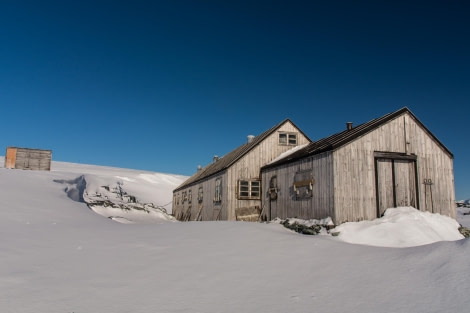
[376,159,394,217]
[5,148,17,169]
[375,155,418,217]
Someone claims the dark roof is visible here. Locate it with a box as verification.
[174,119,311,192]
[262,107,453,170]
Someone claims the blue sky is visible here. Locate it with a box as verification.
[1,1,469,199]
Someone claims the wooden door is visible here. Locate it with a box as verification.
[5,148,17,169]
[376,156,418,217]
[376,159,394,217]
[394,160,417,207]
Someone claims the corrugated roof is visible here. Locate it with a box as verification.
[174,119,310,191]
[262,107,453,170]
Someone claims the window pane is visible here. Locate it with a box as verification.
[251,181,260,197]
[288,134,297,145]
[239,180,249,197]
[279,133,287,144]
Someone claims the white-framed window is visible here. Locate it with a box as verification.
[279,132,297,145]
[238,179,261,199]
[198,186,203,203]
[214,178,222,203]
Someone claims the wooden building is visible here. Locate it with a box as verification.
[4,147,52,171]
[172,119,311,221]
[261,107,455,225]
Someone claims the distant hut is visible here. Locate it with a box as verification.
[4,147,52,171]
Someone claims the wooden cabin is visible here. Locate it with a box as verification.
[4,147,52,171]
[172,119,311,221]
[261,107,455,225]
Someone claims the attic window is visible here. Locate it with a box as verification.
[279,132,297,146]
[237,179,260,200]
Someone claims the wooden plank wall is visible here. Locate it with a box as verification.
[173,172,228,221]
[5,147,52,171]
[226,121,311,220]
[261,152,335,221]
[333,112,455,223]
[261,112,455,225]
[173,120,311,221]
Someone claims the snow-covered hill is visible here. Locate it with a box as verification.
[1,158,469,313]
[1,156,189,223]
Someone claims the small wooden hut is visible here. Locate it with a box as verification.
[4,147,52,171]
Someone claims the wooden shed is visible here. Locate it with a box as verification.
[4,147,52,171]
[173,119,311,221]
[261,107,455,225]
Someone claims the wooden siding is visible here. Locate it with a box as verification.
[172,172,228,221]
[4,147,52,171]
[225,122,310,220]
[173,120,310,221]
[333,112,454,223]
[261,110,455,225]
[261,151,335,221]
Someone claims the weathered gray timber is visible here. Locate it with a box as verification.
[173,119,311,221]
[261,107,455,225]
[4,147,52,171]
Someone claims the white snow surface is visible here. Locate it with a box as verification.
[1,157,469,313]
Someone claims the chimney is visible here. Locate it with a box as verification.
[247,135,255,143]
[213,155,219,163]
[346,122,353,131]
[197,165,202,172]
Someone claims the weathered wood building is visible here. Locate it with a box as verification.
[4,147,52,171]
[172,119,311,221]
[261,107,455,225]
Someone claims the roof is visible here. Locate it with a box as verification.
[174,119,311,192]
[262,107,453,170]
[6,146,52,153]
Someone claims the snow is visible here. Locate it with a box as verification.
[332,207,463,247]
[268,143,309,164]
[1,157,469,313]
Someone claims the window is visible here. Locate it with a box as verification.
[188,190,192,204]
[198,186,203,203]
[182,191,187,203]
[279,132,297,145]
[238,179,261,199]
[214,178,222,203]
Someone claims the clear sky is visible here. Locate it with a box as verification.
[1,1,469,199]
